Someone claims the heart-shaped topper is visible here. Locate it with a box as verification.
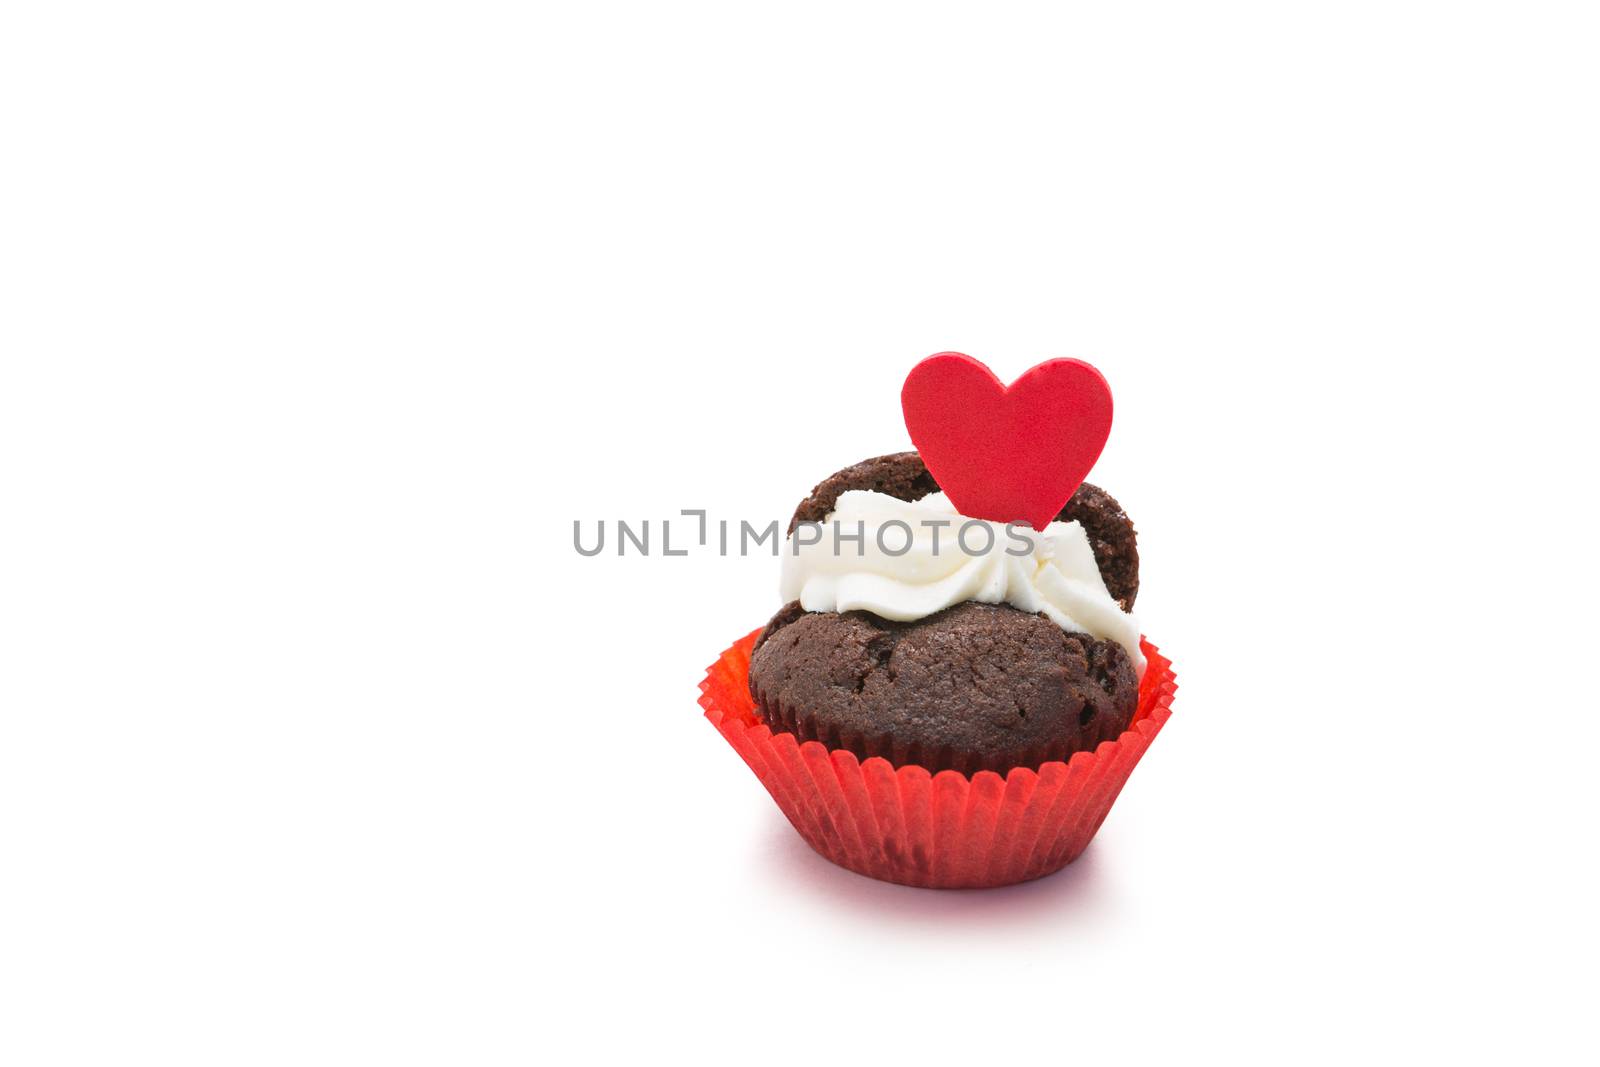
[901,352,1113,531]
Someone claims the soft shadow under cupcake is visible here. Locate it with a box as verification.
[755,813,1120,930]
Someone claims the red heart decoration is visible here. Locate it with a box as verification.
[901,352,1113,531]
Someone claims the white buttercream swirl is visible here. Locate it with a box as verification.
[780,490,1144,674]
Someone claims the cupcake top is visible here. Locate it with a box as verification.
[781,487,1143,674]
[789,451,1139,610]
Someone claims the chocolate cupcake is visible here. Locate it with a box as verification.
[749,451,1144,774]
[704,352,1175,888]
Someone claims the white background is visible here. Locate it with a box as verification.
[2,2,1597,1064]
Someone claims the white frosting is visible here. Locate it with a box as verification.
[780,491,1144,674]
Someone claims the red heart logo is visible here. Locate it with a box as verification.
[901,352,1113,531]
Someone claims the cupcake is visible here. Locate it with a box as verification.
[701,354,1175,888]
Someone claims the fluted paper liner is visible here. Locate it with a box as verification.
[701,627,1176,889]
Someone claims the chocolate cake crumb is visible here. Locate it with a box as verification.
[748,600,1139,775]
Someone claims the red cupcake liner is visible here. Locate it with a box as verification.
[701,628,1176,889]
